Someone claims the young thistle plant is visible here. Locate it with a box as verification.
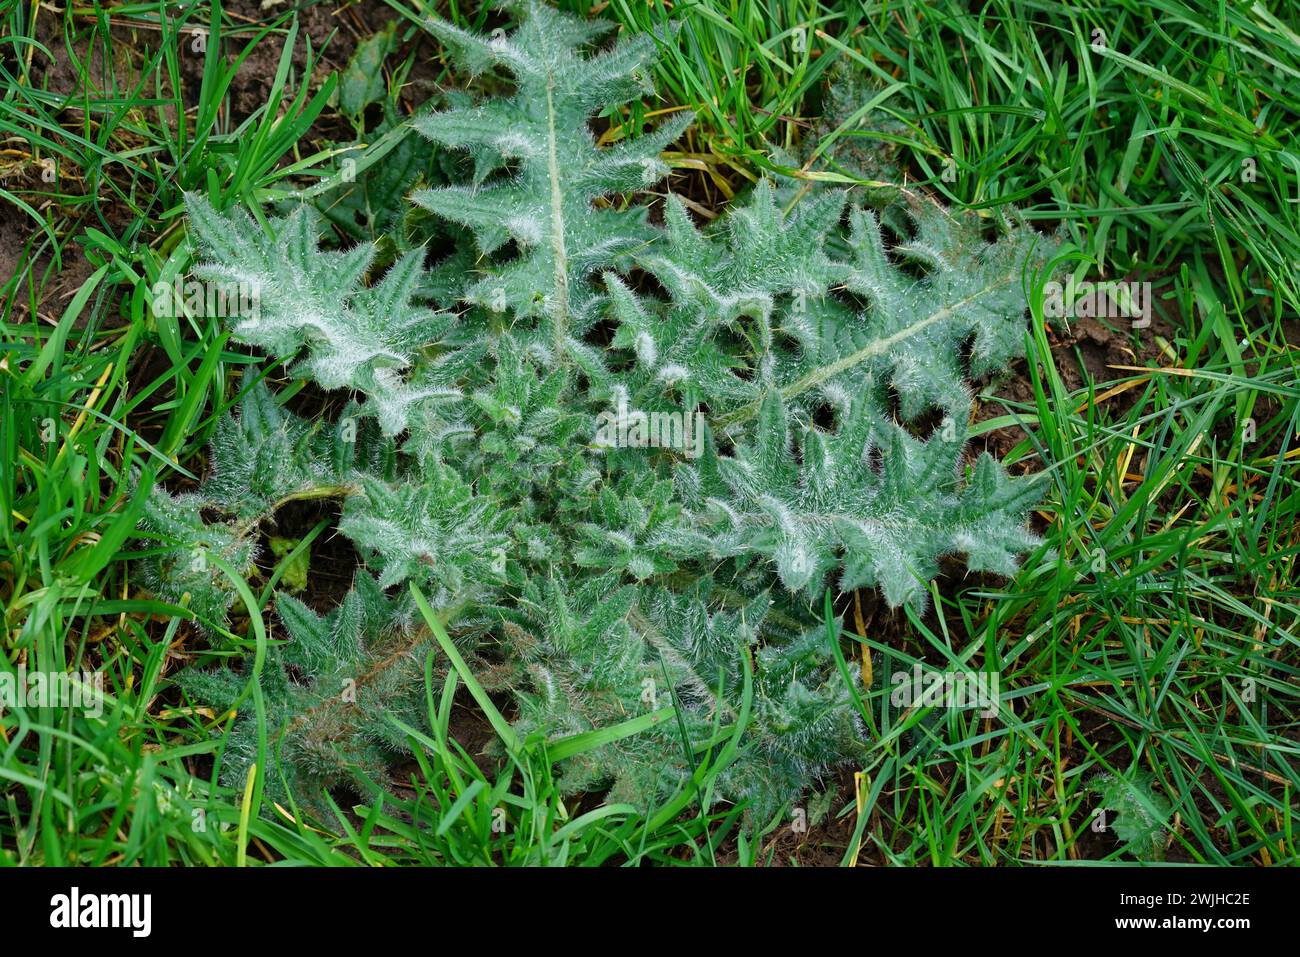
[145,1,1057,822]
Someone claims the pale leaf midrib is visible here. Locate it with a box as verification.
[545,73,570,356]
[715,272,1017,432]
